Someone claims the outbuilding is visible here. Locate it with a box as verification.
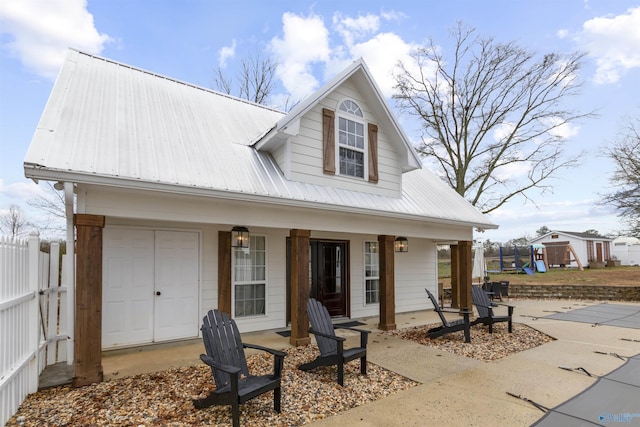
[530,230,613,268]
[611,236,640,266]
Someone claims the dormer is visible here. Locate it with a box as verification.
[254,59,421,198]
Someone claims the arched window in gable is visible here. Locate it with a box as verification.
[322,100,378,182]
[337,100,366,178]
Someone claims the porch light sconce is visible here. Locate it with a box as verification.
[394,236,409,253]
[231,226,250,248]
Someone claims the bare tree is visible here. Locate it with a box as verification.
[601,115,640,237]
[213,53,277,105]
[393,23,593,214]
[0,205,32,238]
[27,181,66,238]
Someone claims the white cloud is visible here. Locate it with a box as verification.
[269,10,420,102]
[0,0,111,79]
[482,198,620,242]
[0,178,46,201]
[347,32,420,98]
[218,39,236,68]
[270,12,331,99]
[543,117,580,140]
[380,9,407,22]
[579,6,640,84]
[333,12,380,47]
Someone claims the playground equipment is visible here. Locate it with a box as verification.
[486,244,550,274]
[532,244,548,273]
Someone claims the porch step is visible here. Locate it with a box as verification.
[39,362,73,389]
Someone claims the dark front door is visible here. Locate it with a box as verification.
[310,240,348,317]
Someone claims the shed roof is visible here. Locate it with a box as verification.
[24,49,496,230]
[532,230,613,242]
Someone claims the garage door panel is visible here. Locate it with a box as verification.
[154,231,199,341]
[103,229,155,348]
[103,228,199,348]
[104,301,125,334]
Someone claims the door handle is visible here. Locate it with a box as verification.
[155,291,161,296]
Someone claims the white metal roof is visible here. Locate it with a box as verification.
[24,49,496,230]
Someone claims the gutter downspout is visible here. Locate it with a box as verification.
[64,182,75,365]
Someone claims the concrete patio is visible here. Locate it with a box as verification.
[99,299,640,426]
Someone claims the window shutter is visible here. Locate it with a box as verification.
[322,108,335,175]
[368,123,379,183]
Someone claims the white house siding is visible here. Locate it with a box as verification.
[285,79,402,198]
[271,141,289,178]
[104,218,289,335]
[347,236,437,319]
[80,186,470,340]
[394,238,438,313]
[100,215,442,340]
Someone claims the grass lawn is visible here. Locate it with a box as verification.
[438,264,640,287]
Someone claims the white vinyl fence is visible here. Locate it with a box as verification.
[0,233,69,426]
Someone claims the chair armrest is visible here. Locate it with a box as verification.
[441,308,473,314]
[308,328,346,342]
[440,308,463,314]
[243,343,287,358]
[493,302,514,309]
[200,354,241,375]
[244,343,286,377]
[333,326,371,348]
[491,302,515,316]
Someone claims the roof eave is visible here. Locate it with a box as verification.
[24,165,496,230]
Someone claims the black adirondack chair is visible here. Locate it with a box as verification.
[298,298,370,386]
[425,288,472,343]
[193,309,286,427]
[471,285,514,333]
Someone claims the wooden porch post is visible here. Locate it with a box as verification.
[450,244,459,308]
[73,214,105,387]
[458,240,472,312]
[378,235,396,330]
[289,229,311,346]
[218,231,232,316]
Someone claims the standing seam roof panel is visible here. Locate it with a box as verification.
[24,50,496,229]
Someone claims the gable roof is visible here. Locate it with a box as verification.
[254,58,422,172]
[24,49,496,230]
[532,230,613,242]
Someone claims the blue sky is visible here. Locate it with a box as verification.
[1,0,639,242]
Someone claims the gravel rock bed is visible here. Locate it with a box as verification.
[8,344,418,427]
[385,322,554,361]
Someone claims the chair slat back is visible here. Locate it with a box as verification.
[307,298,337,355]
[201,310,250,388]
[471,286,490,318]
[425,289,450,327]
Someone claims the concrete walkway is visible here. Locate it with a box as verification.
[102,299,640,426]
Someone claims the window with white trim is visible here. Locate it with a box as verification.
[337,100,366,178]
[233,235,266,317]
[364,241,379,304]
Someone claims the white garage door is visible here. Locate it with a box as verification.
[103,228,199,348]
